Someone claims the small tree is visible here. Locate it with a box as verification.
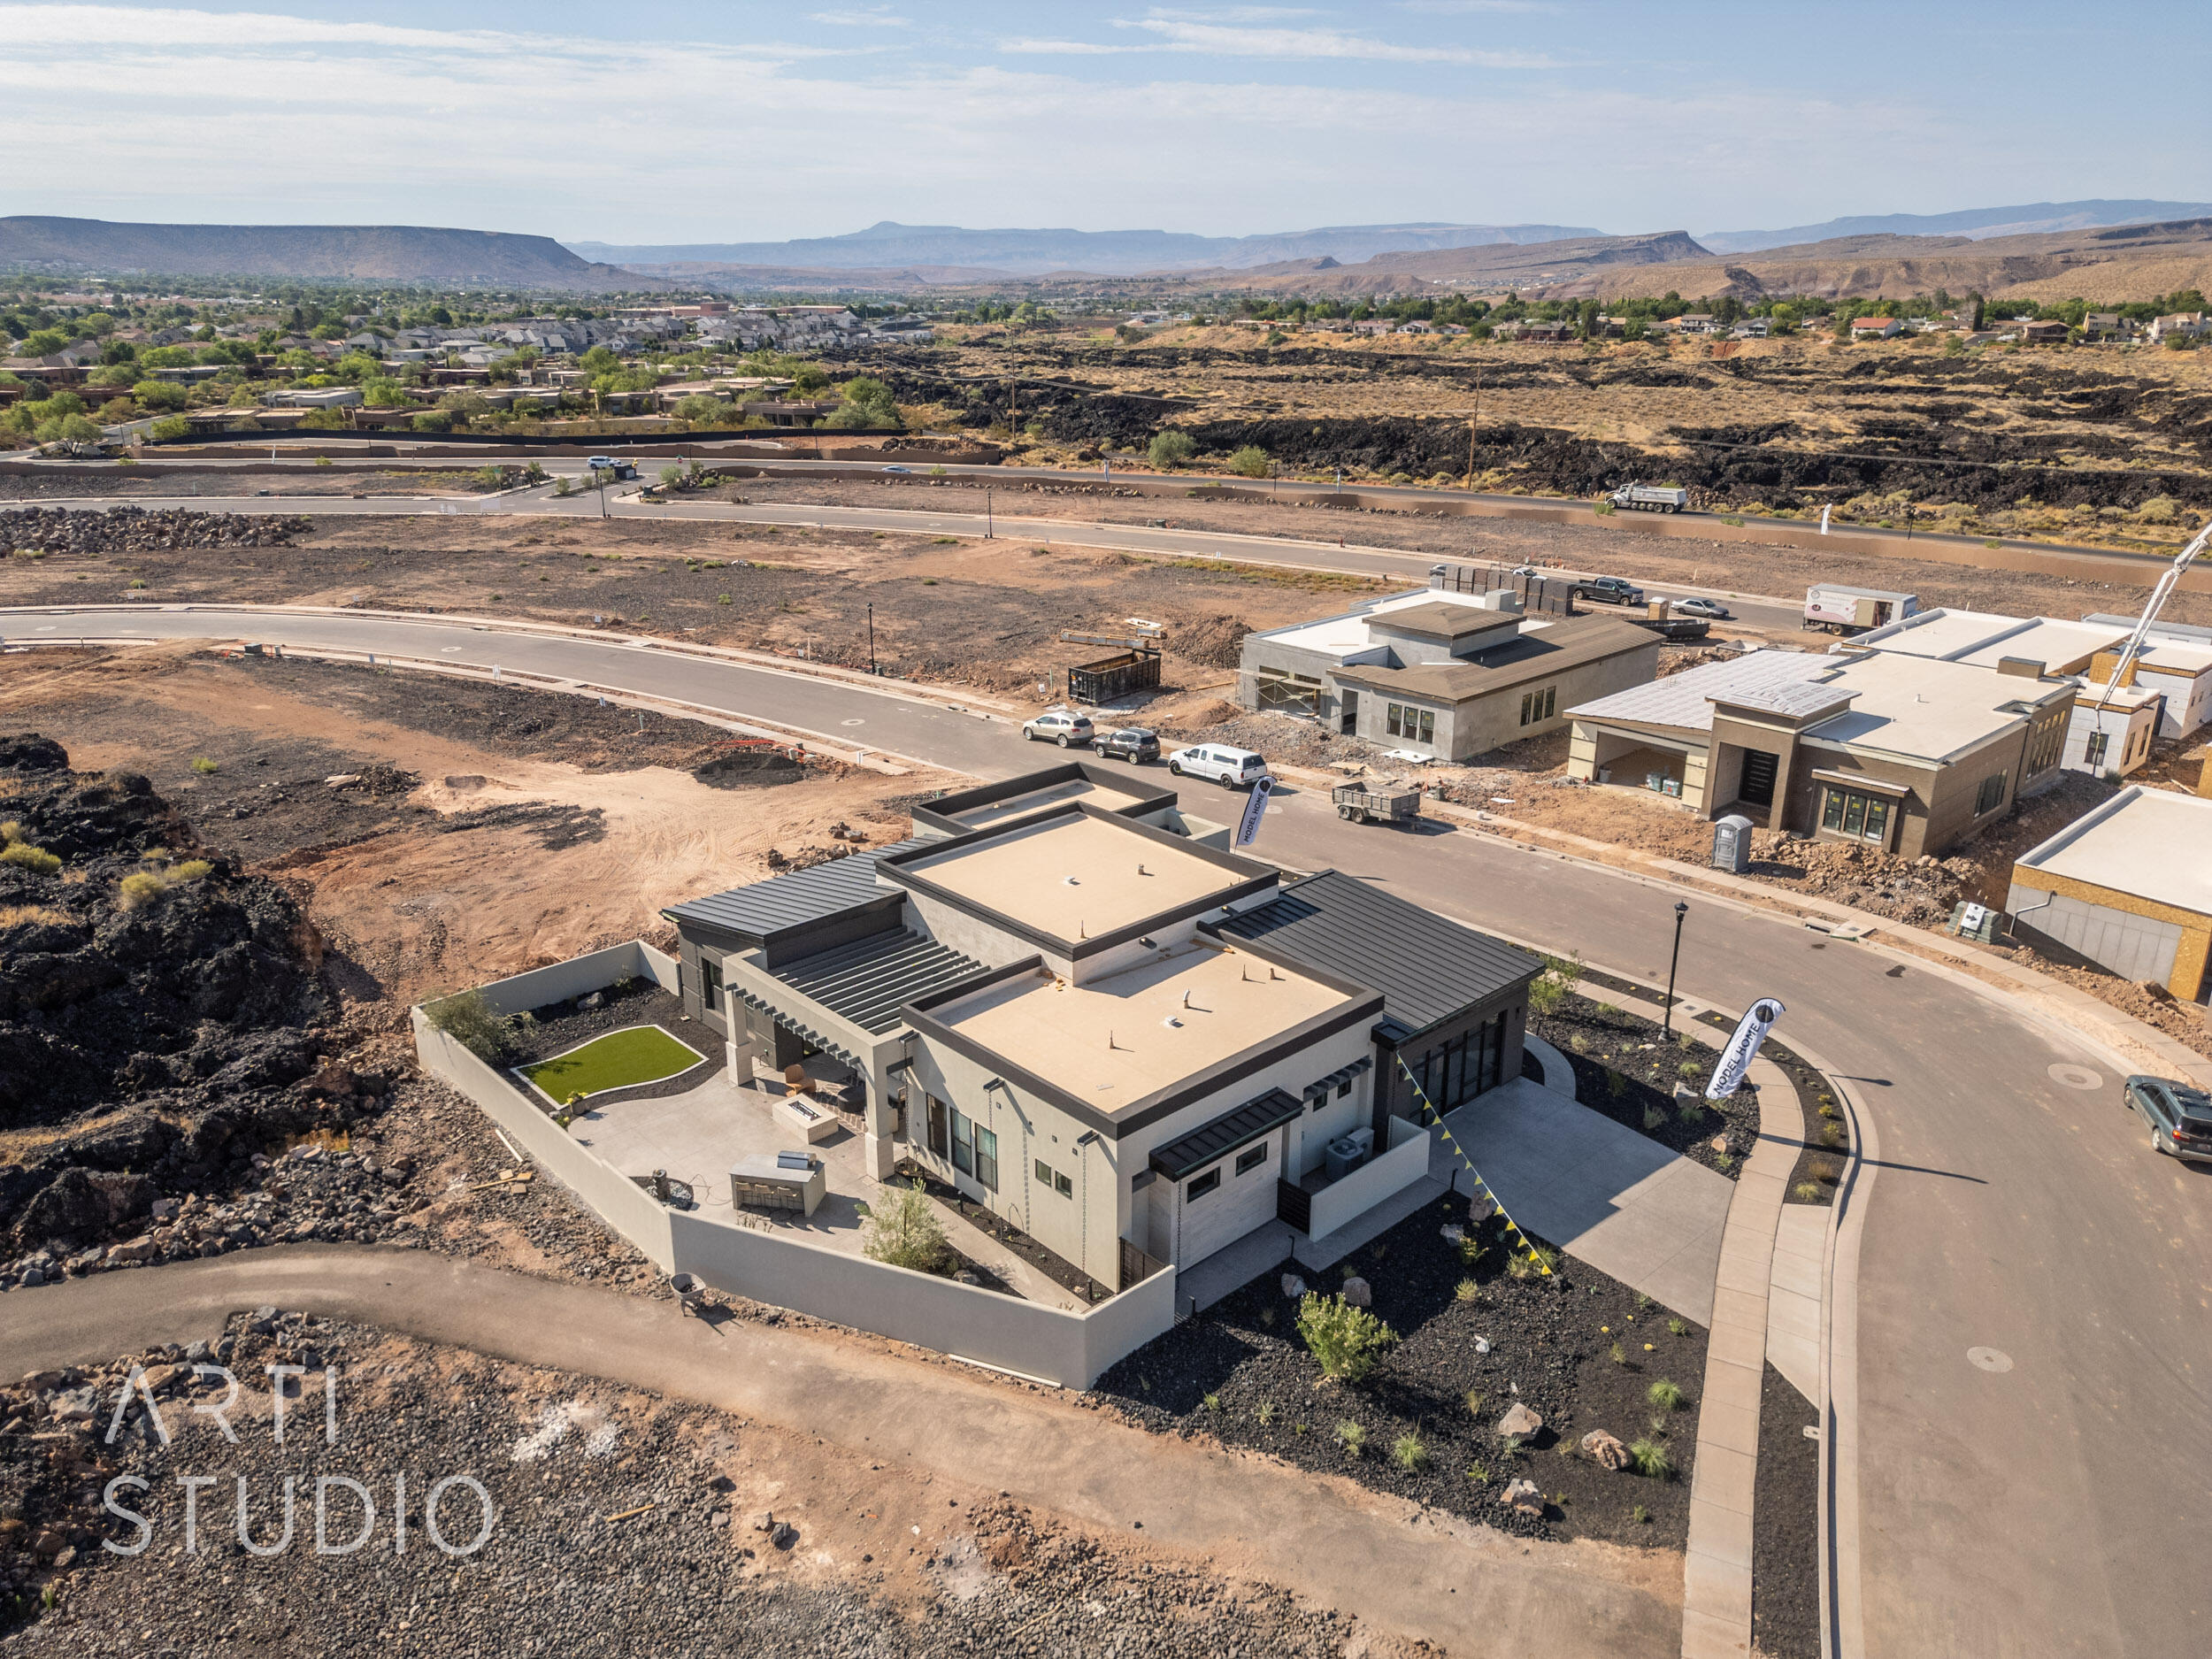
[1296,1293,1398,1383]
[862,1178,950,1273]
[1227,445,1271,479]
[1148,428,1195,468]
[1525,951,1584,1018]
[425,988,514,1063]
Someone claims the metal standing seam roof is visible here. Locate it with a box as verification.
[1212,870,1540,1039]
[1331,614,1655,703]
[1565,649,1833,734]
[663,840,924,939]
[1149,1087,1305,1181]
[766,927,990,1036]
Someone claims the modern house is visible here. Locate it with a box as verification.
[1238,581,1659,761]
[1850,607,2212,771]
[1564,647,2075,856]
[661,764,1538,1294]
[2008,786,2212,1003]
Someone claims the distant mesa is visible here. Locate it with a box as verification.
[0,216,663,290]
[1698,198,2212,255]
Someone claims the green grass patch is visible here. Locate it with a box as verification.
[520,1025,703,1106]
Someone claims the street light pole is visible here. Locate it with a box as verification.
[986,488,994,539]
[1663,901,1688,1040]
[867,603,876,675]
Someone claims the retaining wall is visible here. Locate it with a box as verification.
[412,941,1177,1386]
[1307,1115,1432,1241]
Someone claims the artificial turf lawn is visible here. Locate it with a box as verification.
[522,1025,704,1104]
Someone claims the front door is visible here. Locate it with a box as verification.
[1340,688,1359,735]
[1740,749,1778,809]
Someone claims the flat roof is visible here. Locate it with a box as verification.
[1570,647,2067,763]
[930,771,1153,833]
[894,811,1248,942]
[1211,869,1540,1039]
[1368,600,1521,642]
[1253,586,1532,661]
[1854,609,2131,673]
[2015,787,2212,917]
[928,943,1354,1115]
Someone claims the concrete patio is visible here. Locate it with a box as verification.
[571,1071,1084,1310]
[1436,1075,1732,1324]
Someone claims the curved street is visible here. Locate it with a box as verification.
[3,601,2207,1657]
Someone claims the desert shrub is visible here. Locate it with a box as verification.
[1793,1181,1821,1201]
[1609,1340,1628,1366]
[1226,444,1271,478]
[1525,951,1584,1017]
[1333,1418,1366,1456]
[1667,1316,1689,1337]
[1647,1379,1687,1411]
[1629,1438,1675,1479]
[425,988,518,1063]
[553,476,572,497]
[147,416,190,442]
[116,870,166,908]
[2137,495,2179,524]
[169,858,213,883]
[1455,1277,1480,1302]
[190,757,219,774]
[1255,1400,1276,1425]
[1463,1388,1484,1417]
[0,841,61,875]
[1391,1431,1430,1471]
[1821,1122,1847,1148]
[1297,1293,1398,1383]
[1147,429,1195,468]
[860,1178,950,1274]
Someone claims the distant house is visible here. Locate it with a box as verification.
[2147,311,2208,342]
[2016,319,2070,343]
[1396,319,1435,334]
[1674,313,1717,334]
[1730,319,1770,339]
[2081,312,2131,341]
[1349,319,1394,335]
[1849,316,1901,339]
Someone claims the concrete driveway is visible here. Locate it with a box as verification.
[1439,1077,1733,1324]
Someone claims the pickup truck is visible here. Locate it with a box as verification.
[1575,575,1646,606]
[1609,484,1689,513]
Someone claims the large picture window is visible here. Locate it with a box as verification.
[1407,1014,1505,1111]
[1518,686,1557,727]
[949,1105,972,1175]
[1819,786,1893,845]
[1974,772,2008,816]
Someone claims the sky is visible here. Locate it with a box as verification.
[2,1,2208,245]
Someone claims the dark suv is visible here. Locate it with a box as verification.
[1092,726,1160,763]
[1576,575,1645,606]
[2124,1075,2212,1164]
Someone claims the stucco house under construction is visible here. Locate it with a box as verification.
[662,762,1539,1293]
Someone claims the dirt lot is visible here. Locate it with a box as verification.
[703,471,2212,629]
[0,645,944,1014]
[0,466,511,500]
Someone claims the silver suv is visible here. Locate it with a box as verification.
[1021,709,1096,748]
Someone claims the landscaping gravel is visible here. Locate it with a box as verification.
[1753,1361,1822,1659]
[0,1320,1396,1658]
[1094,1187,1708,1551]
[1531,990,1760,1180]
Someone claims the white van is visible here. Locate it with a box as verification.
[1167,743,1271,789]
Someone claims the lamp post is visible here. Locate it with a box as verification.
[866,603,876,676]
[1663,901,1688,1039]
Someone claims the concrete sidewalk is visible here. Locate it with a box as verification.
[1437,1077,1732,1324]
[0,1245,1686,1659]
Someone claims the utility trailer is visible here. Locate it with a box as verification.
[1804,584,1919,635]
[1332,780,1422,826]
[1609,483,1689,513]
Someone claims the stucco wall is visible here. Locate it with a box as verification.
[468,939,680,1018]
[1307,1116,1431,1240]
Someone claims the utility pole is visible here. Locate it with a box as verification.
[866,603,876,675]
[986,488,994,539]
[1464,364,1483,490]
[1663,901,1688,1040]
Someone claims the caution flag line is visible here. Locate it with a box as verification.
[1395,1056,1552,1277]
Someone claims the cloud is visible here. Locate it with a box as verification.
[1002,17,1557,66]
[809,5,910,25]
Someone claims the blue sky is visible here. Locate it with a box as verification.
[3,2,2207,242]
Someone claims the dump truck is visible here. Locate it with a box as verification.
[1609,483,1689,513]
[1804,584,1920,635]
[1331,780,1423,826]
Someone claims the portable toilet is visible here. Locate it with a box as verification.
[1712,814,1755,873]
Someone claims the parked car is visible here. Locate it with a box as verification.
[1167,743,1271,789]
[1576,575,1645,606]
[2124,1075,2212,1163]
[1092,726,1160,763]
[1673,596,1732,619]
[1020,709,1095,748]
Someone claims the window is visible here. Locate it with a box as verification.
[950,1108,973,1176]
[926,1094,949,1159]
[2025,712,2064,775]
[2084,730,2108,771]
[1974,771,2008,816]
[1518,686,1558,727]
[1387,703,1435,745]
[698,955,722,1010]
[1186,1168,1221,1200]
[1235,1143,1269,1177]
[1820,787,1893,845]
[1336,1079,1352,1099]
[972,1124,999,1192]
[1056,1170,1072,1197]
[1035,1158,1054,1187]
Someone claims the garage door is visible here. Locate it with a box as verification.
[1178,1133,1280,1266]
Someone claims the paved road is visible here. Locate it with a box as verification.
[16,483,1805,629]
[6,603,2206,1655]
[0,1246,1679,1658]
